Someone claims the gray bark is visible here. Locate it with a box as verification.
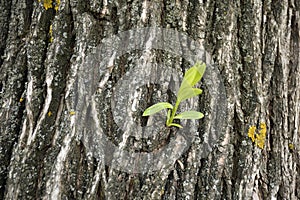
[0,0,299,199]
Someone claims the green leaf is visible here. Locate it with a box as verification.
[177,88,202,102]
[182,62,206,88]
[174,111,204,119]
[168,123,183,128]
[142,102,173,116]
[167,109,171,122]
[177,61,206,102]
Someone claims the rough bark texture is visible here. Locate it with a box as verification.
[0,0,299,199]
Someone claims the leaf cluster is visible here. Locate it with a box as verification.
[142,61,206,128]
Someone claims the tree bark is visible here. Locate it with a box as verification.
[0,0,299,199]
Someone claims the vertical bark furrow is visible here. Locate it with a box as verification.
[290,6,300,199]
[3,1,76,199]
[199,0,240,199]
[0,0,35,199]
[266,1,299,199]
[0,0,12,67]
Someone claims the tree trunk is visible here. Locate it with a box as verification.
[0,0,299,199]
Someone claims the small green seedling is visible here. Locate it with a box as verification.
[142,61,206,128]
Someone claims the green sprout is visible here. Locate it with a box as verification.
[142,61,206,128]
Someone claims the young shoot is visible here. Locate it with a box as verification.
[142,61,206,128]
